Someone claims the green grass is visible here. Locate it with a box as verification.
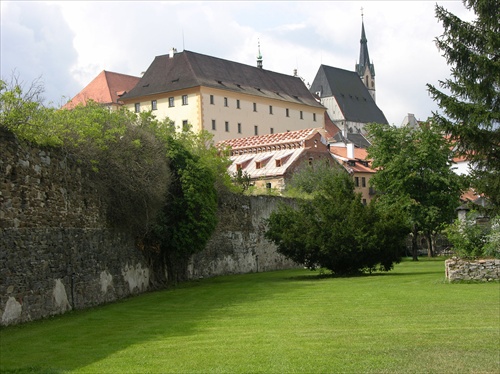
[1,258,499,373]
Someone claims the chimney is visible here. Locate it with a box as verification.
[169,48,177,58]
[347,143,355,159]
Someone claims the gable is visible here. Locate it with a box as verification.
[310,65,388,124]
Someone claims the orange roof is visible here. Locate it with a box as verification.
[329,146,369,160]
[62,70,140,109]
[217,128,323,150]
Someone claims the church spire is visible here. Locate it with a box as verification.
[355,9,376,101]
[257,39,263,69]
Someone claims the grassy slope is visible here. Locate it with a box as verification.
[0,258,499,373]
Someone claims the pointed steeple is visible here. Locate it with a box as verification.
[355,10,376,101]
[257,39,263,69]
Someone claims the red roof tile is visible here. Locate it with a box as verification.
[62,70,140,109]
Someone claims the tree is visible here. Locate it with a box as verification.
[366,122,464,259]
[426,0,500,212]
[264,165,406,275]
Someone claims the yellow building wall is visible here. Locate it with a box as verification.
[354,172,374,204]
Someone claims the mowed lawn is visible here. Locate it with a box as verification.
[1,258,499,373]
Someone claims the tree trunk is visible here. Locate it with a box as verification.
[426,232,434,257]
[411,226,419,261]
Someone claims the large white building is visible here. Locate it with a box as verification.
[119,49,326,143]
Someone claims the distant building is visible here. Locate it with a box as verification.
[62,70,140,110]
[329,144,376,204]
[217,128,334,191]
[119,49,325,143]
[309,18,387,136]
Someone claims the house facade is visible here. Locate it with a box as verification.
[329,144,376,204]
[217,128,334,191]
[119,49,325,142]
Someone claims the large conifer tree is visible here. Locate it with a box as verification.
[427,0,500,211]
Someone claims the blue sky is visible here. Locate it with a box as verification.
[1,1,473,126]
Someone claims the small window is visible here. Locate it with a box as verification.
[266,182,272,189]
[256,161,262,169]
[236,99,240,109]
[182,95,188,105]
[182,120,189,131]
[276,159,282,167]
[168,97,174,107]
[236,164,242,171]
[355,177,359,187]
[286,108,289,117]
[151,100,157,110]
[253,103,257,112]
[212,120,216,130]
[308,157,313,165]
[313,113,316,122]
[210,95,214,105]
[270,127,274,134]
[362,199,367,205]
[254,125,258,136]
[362,177,366,187]
[225,121,229,132]
[300,111,303,120]
[237,123,242,134]
[224,97,228,107]
[134,103,140,113]
[269,105,273,115]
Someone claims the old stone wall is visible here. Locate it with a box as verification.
[445,257,500,282]
[0,128,296,326]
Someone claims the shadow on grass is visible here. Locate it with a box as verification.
[0,269,316,373]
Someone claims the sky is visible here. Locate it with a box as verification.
[1,1,475,126]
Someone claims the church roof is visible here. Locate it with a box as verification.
[62,70,140,109]
[121,50,323,109]
[309,65,388,124]
[356,21,375,77]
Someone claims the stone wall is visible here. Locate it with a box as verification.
[0,128,296,326]
[445,257,500,282]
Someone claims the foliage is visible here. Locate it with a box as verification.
[265,166,406,275]
[366,122,464,258]
[231,169,252,193]
[284,159,343,197]
[427,0,500,212]
[445,212,500,258]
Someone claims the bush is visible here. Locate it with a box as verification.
[445,212,500,259]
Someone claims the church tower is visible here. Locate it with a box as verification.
[355,11,376,102]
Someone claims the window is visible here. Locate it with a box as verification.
[168,97,174,107]
[286,108,289,117]
[362,199,367,205]
[182,120,189,131]
[269,105,273,115]
[300,111,303,120]
[308,157,313,165]
[224,97,228,107]
[182,95,188,105]
[237,123,242,134]
[134,103,140,113]
[225,121,229,132]
[355,177,359,187]
[362,177,366,187]
[313,113,317,122]
[276,159,282,167]
[256,161,262,169]
[254,125,258,135]
[236,99,240,109]
[151,100,157,110]
[253,103,257,112]
[210,95,214,104]
[266,182,272,189]
[212,120,216,130]
[270,127,274,134]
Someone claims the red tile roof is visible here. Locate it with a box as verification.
[62,70,140,109]
[217,127,323,150]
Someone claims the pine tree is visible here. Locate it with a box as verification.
[427,0,500,211]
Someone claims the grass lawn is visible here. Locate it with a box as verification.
[1,257,499,373]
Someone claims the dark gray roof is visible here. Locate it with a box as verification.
[356,21,375,77]
[347,133,371,148]
[121,50,323,108]
[309,65,388,124]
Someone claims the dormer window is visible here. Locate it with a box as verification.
[256,161,262,169]
[347,160,356,167]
